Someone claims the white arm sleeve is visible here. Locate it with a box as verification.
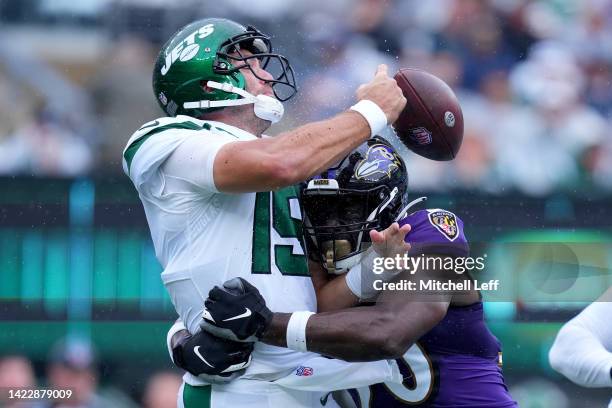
[162,133,233,193]
[549,300,612,388]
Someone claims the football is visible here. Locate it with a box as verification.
[392,68,464,161]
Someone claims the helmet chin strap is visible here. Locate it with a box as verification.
[183,81,284,124]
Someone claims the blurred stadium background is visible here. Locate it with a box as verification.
[0,0,610,406]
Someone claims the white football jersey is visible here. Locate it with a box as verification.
[123,115,318,385]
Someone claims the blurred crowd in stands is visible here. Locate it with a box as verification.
[0,0,611,196]
[0,337,182,408]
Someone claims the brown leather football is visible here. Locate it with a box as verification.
[392,68,464,161]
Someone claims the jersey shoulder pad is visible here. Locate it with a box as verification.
[122,115,211,175]
[123,116,207,165]
[399,208,469,257]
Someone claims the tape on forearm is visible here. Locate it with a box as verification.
[350,100,388,137]
[345,262,363,299]
[286,311,315,352]
[345,248,379,300]
[347,248,404,300]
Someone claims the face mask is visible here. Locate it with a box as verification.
[183,81,284,124]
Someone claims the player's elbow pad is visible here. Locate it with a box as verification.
[548,325,612,387]
[548,341,566,374]
[549,324,579,377]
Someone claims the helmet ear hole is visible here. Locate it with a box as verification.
[213,57,233,73]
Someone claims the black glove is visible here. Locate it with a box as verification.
[172,328,253,380]
[201,277,273,342]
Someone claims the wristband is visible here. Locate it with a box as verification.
[286,311,315,352]
[167,320,187,364]
[350,100,388,137]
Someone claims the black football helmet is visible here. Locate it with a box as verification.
[301,136,409,274]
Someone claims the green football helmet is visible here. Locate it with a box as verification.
[152,18,297,118]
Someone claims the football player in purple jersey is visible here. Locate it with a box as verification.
[200,136,517,407]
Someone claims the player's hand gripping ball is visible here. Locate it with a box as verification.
[392,68,464,161]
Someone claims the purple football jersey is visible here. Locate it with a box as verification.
[349,209,517,407]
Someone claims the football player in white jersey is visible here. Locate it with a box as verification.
[122,17,406,408]
[549,287,612,408]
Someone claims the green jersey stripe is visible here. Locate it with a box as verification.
[182,384,211,408]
